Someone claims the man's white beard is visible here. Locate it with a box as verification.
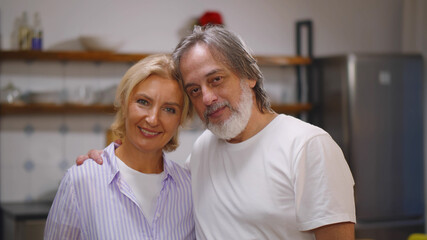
[204,81,253,140]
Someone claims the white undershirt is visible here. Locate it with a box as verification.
[116,156,165,224]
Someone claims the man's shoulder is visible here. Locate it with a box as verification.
[193,129,217,146]
[276,114,327,137]
[267,115,331,149]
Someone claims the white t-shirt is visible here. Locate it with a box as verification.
[116,156,165,224]
[187,114,356,240]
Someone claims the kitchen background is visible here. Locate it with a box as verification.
[0,0,426,239]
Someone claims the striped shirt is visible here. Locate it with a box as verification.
[44,143,195,240]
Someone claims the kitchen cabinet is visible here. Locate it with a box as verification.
[0,50,312,116]
[1,202,51,240]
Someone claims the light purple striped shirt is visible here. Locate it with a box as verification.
[44,143,195,240]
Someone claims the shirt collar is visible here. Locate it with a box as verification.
[103,142,176,185]
[162,154,177,185]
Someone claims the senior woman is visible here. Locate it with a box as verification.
[44,54,195,240]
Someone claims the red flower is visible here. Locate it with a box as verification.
[199,11,223,26]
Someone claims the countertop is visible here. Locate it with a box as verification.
[1,202,52,220]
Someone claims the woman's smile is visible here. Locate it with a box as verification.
[139,126,161,137]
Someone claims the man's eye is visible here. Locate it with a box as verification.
[191,88,200,93]
[213,76,222,82]
[211,76,223,86]
[188,87,201,97]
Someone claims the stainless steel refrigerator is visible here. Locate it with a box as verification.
[312,54,424,240]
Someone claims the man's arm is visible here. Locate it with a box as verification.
[313,222,355,240]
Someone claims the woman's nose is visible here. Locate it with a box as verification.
[146,108,159,126]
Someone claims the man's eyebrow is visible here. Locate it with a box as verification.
[205,69,223,77]
[184,68,226,90]
[184,83,198,91]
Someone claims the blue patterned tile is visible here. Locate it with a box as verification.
[59,124,69,135]
[23,159,35,172]
[58,159,69,171]
[24,194,34,202]
[92,123,102,134]
[24,124,34,136]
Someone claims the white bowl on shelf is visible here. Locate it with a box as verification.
[28,90,66,104]
[79,35,124,52]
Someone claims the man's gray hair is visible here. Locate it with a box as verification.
[172,25,272,113]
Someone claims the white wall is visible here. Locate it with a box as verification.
[1,0,402,55]
[0,0,409,203]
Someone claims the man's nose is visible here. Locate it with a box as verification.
[202,87,217,106]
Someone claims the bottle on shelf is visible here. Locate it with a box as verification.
[31,12,43,51]
[18,11,32,50]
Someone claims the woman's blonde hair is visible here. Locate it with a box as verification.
[110,54,191,152]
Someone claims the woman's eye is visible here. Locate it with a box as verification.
[164,107,176,114]
[137,99,149,105]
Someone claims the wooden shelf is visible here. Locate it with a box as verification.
[0,50,311,66]
[0,103,311,115]
[0,103,115,115]
[0,50,151,63]
[271,103,312,114]
[0,51,312,116]
[255,55,311,66]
